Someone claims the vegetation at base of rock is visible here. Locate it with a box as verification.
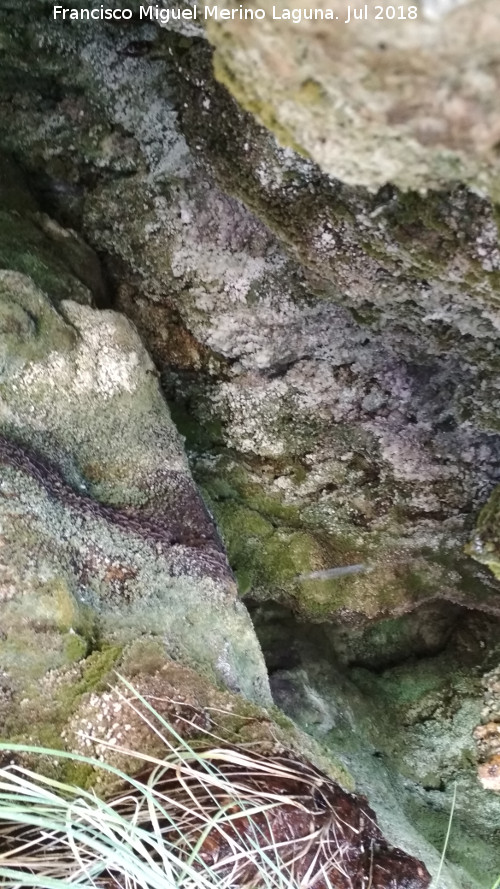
[1,6,500,887]
[0,678,431,889]
[1,647,124,784]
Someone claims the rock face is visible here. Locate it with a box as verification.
[1,0,500,885]
[474,665,500,793]
[469,485,500,579]
[0,174,272,745]
[207,0,500,191]
[0,157,105,306]
[0,272,271,692]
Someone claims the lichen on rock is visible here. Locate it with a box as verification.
[1,1,500,884]
[474,665,500,793]
[467,484,500,580]
[206,0,500,193]
[0,204,272,753]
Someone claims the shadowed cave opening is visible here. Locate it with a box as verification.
[244,594,500,883]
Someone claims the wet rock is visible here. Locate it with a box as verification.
[1,7,500,633]
[1,2,500,884]
[265,605,500,888]
[58,645,351,791]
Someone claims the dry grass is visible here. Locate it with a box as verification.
[0,676,429,889]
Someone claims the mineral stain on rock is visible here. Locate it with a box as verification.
[0,433,231,582]
[0,1,500,884]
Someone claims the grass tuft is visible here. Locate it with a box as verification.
[0,676,429,889]
[431,781,457,889]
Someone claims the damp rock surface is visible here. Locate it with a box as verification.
[0,2,500,886]
[2,2,499,629]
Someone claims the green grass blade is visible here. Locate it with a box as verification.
[432,781,457,888]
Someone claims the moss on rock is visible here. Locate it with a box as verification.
[467,485,500,580]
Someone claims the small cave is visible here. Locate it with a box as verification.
[245,593,500,883]
[245,594,500,679]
